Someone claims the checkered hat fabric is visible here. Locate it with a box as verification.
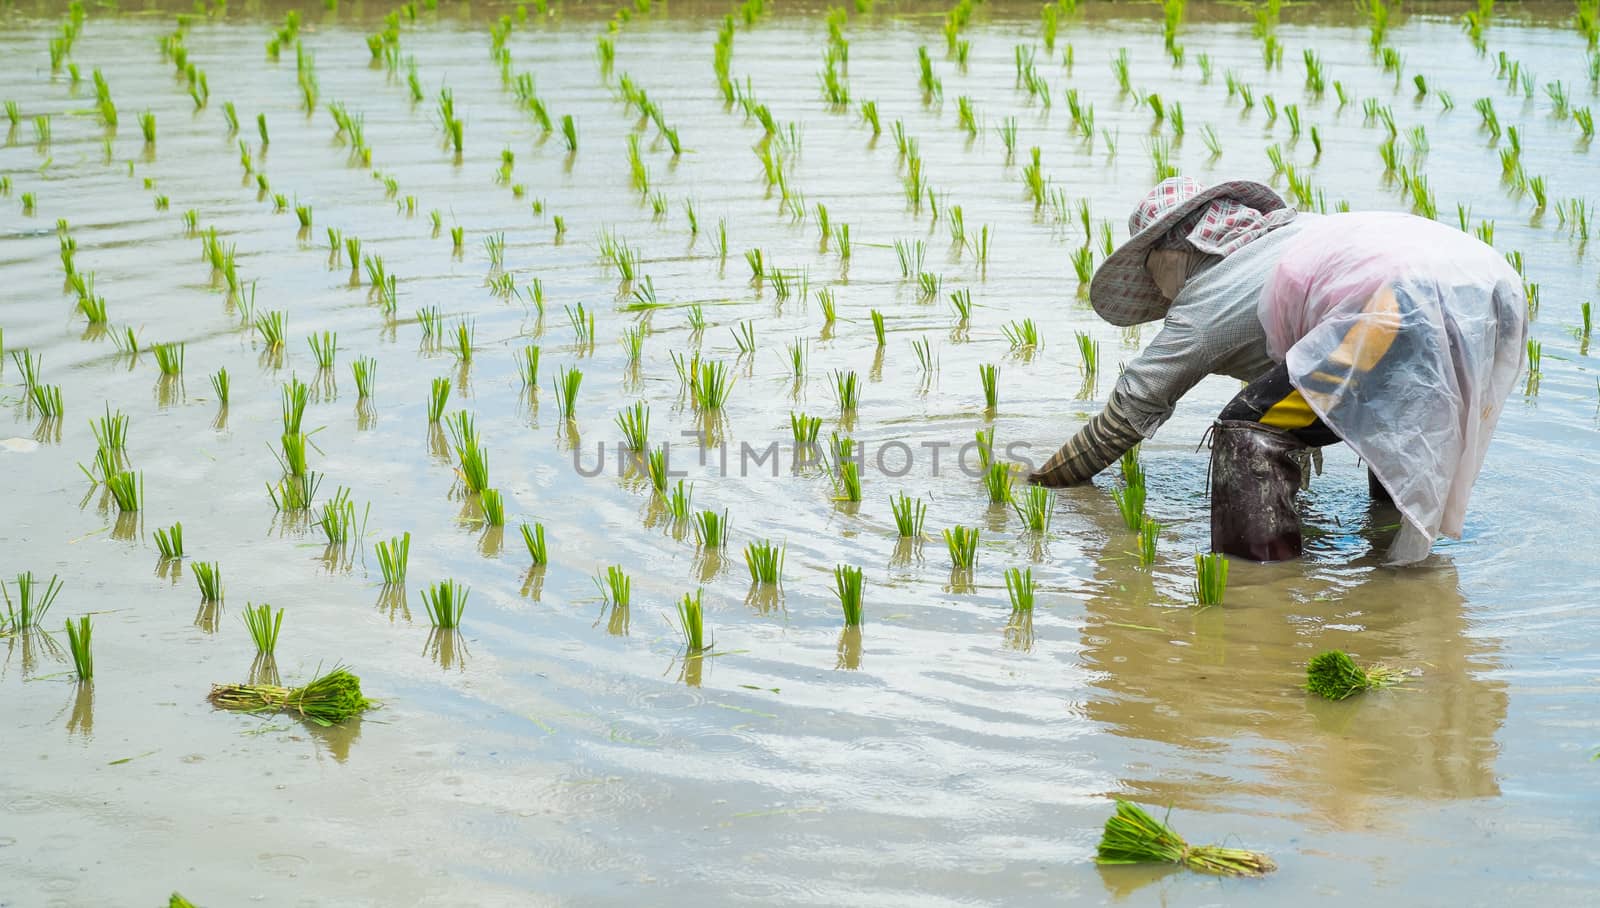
[1089,177,1287,327]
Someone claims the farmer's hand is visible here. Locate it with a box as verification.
[1028,399,1146,487]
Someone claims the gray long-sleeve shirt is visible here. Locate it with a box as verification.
[1114,215,1315,437]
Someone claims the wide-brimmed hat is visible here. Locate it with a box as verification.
[1089,177,1286,327]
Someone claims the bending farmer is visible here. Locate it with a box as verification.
[1029,177,1527,564]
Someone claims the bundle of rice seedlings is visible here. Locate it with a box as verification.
[352,356,376,398]
[616,401,649,450]
[553,366,582,419]
[595,565,631,606]
[983,461,1014,504]
[1305,649,1405,700]
[65,615,92,681]
[1136,518,1161,566]
[1096,799,1275,877]
[106,470,143,512]
[832,369,860,412]
[421,580,468,628]
[169,894,200,907]
[208,664,376,726]
[979,363,999,409]
[242,603,283,655]
[427,377,450,423]
[1012,484,1054,532]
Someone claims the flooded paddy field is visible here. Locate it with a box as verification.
[2,0,1599,904]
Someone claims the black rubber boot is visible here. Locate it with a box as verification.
[1209,420,1306,562]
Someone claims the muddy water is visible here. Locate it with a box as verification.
[1,0,1598,904]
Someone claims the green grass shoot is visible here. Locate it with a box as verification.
[421,579,468,628]
[281,377,309,434]
[744,539,784,585]
[428,377,450,422]
[595,565,631,607]
[242,602,284,655]
[1192,552,1229,607]
[616,401,649,450]
[191,561,223,602]
[832,369,860,412]
[890,492,927,538]
[517,345,541,387]
[979,363,999,410]
[445,411,490,493]
[943,525,980,569]
[791,412,822,446]
[2,571,63,631]
[1004,567,1034,612]
[520,521,548,565]
[375,532,410,585]
[870,310,886,347]
[1136,518,1161,566]
[153,342,184,376]
[210,367,230,405]
[308,331,337,369]
[984,461,1014,504]
[155,522,184,559]
[833,564,864,626]
[693,508,730,549]
[1112,483,1146,532]
[65,615,93,682]
[676,588,707,652]
[1305,650,1405,700]
[255,310,286,349]
[554,366,583,419]
[91,404,128,451]
[1011,484,1054,532]
[106,470,143,512]
[352,356,376,398]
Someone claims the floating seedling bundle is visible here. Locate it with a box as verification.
[1096,800,1275,877]
[208,664,376,726]
[1305,649,1405,700]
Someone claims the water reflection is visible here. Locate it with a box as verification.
[66,683,93,739]
[519,566,545,602]
[1081,548,1505,829]
[424,628,469,672]
[2,628,64,679]
[193,599,222,634]
[835,626,863,670]
[374,587,410,623]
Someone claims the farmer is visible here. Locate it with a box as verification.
[1028,177,1527,564]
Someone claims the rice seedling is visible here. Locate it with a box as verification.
[817,288,837,325]
[983,461,1014,504]
[317,486,365,545]
[944,525,980,569]
[479,488,506,527]
[692,360,734,411]
[155,522,184,559]
[1012,484,1054,533]
[208,664,376,726]
[744,539,784,585]
[520,521,548,565]
[303,331,337,370]
[687,304,707,332]
[553,366,583,419]
[445,411,490,493]
[1002,319,1040,350]
[20,193,35,215]
[616,401,649,450]
[560,114,577,152]
[675,588,708,652]
[868,310,887,348]
[732,320,757,355]
[1305,649,1405,700]
[832,369,860,412]
[30,382,63,419]
[191,561,223,602]
[139,109,156,144]
[106,470,143,512]
[821,561,866,633]
[975,426,996,470]
[1004,567,1034,612]
[242,603,284,656]
[790,411,822,447]
[64,615,93,682]
[565,302,595,343]
[949,288,973,322]
[1136,517,1162,566]
[88,405,128,453]
[279,378,309,436]
[421,579,468,628]
[1,572,63,631]
[1096,800,1275,876]
[255,310,286,350]
[692,508,730,550]
[979,363,999,410]
[452,318,475,363]
[427,377,450,423]
[1192,551,1229,607]
[835,452,863,502]
[267,471,324,513]
[375,532,410,585]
